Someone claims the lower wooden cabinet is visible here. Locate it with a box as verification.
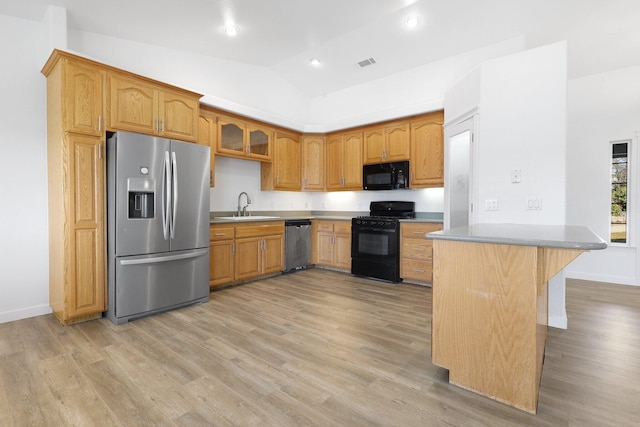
[400,222,443,284]
[313,220,351,271]
[209,221,284,288]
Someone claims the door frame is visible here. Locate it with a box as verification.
[443,109,479,229]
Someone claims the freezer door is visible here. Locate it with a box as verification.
[110,248,209,323]
[170,139,210,251]
[112,132,171,256]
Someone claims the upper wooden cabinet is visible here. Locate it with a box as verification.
[363,123,410,164]
[410,111,444,188]
[198,109,217,187]
[326,131,363,191]
[61,60,104,136]
[217,114,272,161]
[302,135,325,191]
[107,72,200,142]
[261,130,301,191]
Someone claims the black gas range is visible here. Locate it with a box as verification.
[351,201,415,282]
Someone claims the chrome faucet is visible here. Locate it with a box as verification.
[237,191,252,216]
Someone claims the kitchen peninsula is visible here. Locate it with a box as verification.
[427,224,607,414]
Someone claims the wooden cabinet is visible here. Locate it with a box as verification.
[261,130,301,191]
[62,60,104,136]
[107,72,200,142]
[301,135,325,191]
[198,109,217,187]
[209,225,234,288]
[42,51,107,324]
[313,220,351,271]
[217,115,272,161]
[410,111,444,188]
[363,123,410,164]
[326,131,363,190]
[235,222,285,281]
[400,222,442,284]
[209,221,284,287]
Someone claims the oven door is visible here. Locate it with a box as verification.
[351,222,401,282]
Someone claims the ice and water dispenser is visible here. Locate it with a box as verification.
[127,177,155,219]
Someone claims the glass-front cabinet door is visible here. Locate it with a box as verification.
[248,125,271,160]
[218,116,245,155]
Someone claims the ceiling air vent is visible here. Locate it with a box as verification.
[357,58,377,68]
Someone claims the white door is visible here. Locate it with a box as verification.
[444,116,475,229]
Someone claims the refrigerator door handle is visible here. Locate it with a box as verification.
[171,151,178,239]
[119,249,208,266]
[162,150,171,240]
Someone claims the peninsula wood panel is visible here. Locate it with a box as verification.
[432,240,542,413]
[432,239,587,414]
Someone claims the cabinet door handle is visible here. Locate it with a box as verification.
[160,119,165,132]
[214,233,226,236]
[232,242,235,254]
[414,247,425,252]
[413,269,425,273]
[413,231,424,235]
[98,116,102,132]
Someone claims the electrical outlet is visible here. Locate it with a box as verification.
[485,199,498,211]
[511,169,521,183]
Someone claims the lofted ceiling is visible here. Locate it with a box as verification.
[2,0,640,97]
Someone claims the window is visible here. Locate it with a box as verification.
[611,140,630,244]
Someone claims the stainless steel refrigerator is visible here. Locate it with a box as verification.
[106,131,210,324]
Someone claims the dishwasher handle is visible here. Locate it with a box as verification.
[284,219,312,227]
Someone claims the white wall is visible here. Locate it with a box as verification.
[211,157,444,215]
[308,37,524,133]
[443,42,570,328]
[565,65,640,286]
[476,42,567,224]
[0,14,51,323]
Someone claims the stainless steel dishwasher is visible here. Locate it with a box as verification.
[284,219,312,272]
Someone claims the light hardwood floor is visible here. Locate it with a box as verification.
[1,269,639,426]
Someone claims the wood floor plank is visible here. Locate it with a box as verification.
[0,269,639,426]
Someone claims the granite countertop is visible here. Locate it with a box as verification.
[210,211,443,224]
[426,223,607,250]
[210,215,353,224]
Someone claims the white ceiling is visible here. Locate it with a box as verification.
[2,0,640,97]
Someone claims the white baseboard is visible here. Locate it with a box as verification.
[0,304,52,324]
[548,313,568,329]
[566,271,639,287]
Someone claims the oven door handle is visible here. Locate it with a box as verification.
[354,227,396,233]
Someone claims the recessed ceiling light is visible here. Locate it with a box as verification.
[224,25,240,36]
[405,16,419,29]
[310,58,321,67]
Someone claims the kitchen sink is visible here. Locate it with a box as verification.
[216,216,281,221]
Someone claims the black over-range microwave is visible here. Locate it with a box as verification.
[363,161,409,190]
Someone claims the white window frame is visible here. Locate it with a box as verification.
[609,138,635,247]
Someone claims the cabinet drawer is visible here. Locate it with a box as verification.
[235,222,285,238]
[401,222,442,238]
[210,226,234,241]
[315,221,334,232]
[333,222,351,234]
[401,259,433,281]
[402,241,433,261]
